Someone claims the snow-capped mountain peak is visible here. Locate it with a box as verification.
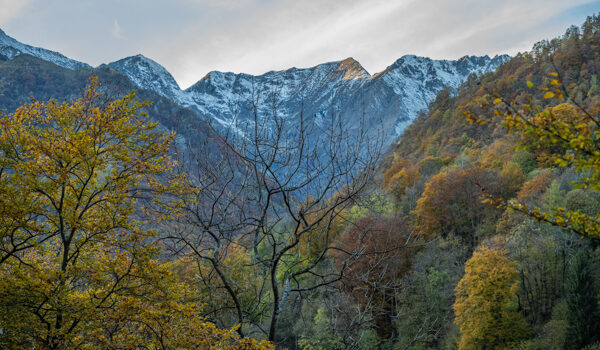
[337,57,370,80]
[0,27,511,149]
[0,28,90,70]
[106,54,191,103]
[371,54,509,136]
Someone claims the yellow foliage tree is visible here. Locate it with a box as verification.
[454,246,529,350]
[0,78,273,350]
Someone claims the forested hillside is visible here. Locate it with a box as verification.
[369,14,600,349]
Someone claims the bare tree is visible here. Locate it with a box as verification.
[162,86,383,343]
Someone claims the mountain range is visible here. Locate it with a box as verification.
[0,28,509,150]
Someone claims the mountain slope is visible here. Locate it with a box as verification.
[0,29,90,70]
[372,54,509,135]
[374,15,600,348]
[388,18,600,164]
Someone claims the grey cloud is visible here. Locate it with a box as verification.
[1,0,598,88]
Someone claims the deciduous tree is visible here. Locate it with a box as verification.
[0,78,272,350]
[412,166,503,247]
[163,95,382,345]
[454,246,529,350]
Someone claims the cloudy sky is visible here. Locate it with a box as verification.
[1,0,598,88]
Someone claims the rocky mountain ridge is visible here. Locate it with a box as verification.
[0,28,509,148]
[107,53,508,146]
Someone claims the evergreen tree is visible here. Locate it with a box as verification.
[565,250,600,350]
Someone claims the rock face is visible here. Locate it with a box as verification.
[0,26,509,149]
[0,29,90,70]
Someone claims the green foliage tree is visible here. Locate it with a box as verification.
[543,181,567,212]
[298,307,344,350]
[512,150,538,175]
[397,238,466,349]
[564,250,600,350]
[506,218,573,324]
[565,189,600,216]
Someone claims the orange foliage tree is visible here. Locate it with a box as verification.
[412,166,503,247]
[382,157,420,200]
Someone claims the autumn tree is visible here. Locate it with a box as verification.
[382,157,420,201]
[454,246,529,350]
[499,161,526,197]
[412,166,503,247]
[0,78,272,350]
